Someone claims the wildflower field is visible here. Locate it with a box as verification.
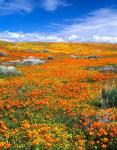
[0,42,117,150]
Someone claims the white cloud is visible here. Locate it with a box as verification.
[0,0,70,15]
[1,31,117,43]
[58,8,117,43]
[93,36,117,43]
[41,0,69,11]
[0,0,37,15]
[0,31,64,42]
[67,35,78,41]
[1,8,117,43]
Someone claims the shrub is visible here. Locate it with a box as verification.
[101,88,117,107]
[89,98,102,108]
[0,65,22,77]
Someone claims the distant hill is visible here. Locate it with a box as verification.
[0,41,117,54]
[0,40,15,49]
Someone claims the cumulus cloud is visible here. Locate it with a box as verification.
[93,36,117,43]
[1,8,117,43]
[41,0,69,11]
[0,31,64,42]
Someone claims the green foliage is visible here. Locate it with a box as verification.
[102,88,117,107]
[89,99,102,108]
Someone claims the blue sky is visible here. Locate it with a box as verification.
[0,0,117,42]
